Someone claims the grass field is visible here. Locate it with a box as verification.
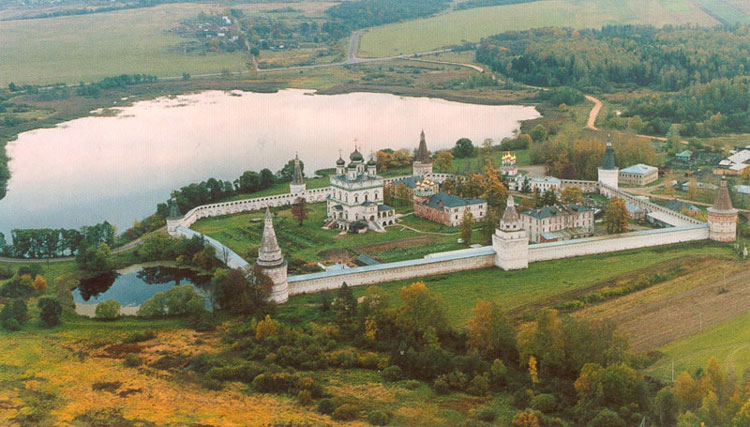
[358,0,718,57]
[644,311,750,380]
[0,2,339,86]
[285,242,736,327]
[692,0,750,24]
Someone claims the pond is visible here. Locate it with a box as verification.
[73,264,212,317]
[0,88,540,237]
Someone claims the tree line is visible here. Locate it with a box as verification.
[325,0,449,31]
[0,222,115,259]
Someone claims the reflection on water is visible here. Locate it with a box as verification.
[73,266,211,308]
[0,89,539,236]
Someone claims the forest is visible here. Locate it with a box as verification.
[476,25,750,135]
[326,0,449,31]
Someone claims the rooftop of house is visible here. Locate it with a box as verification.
[620,164,657,175]
[421,192,486,210]
[522,204,592,220]
[677,150,693,158]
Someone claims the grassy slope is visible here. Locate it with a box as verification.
[286,242,735,327]
[358,0,718,57]
[644,311,750,379]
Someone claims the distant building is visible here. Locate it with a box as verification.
[520,204,594,243]
[413,182,487,227]
[413,130,433,177]
[676,150,693,163]
[327,147,395,231]
[619,164,658,186]
[500,152,518,177]
[625,201,647,220]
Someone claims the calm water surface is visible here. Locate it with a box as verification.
[0,89,539,236]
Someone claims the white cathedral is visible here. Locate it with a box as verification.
[326,147,396,232]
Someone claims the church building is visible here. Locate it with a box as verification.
[327,147,395,231]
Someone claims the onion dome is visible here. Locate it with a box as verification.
[350,148,364,162]
[348,162,357,169]
[367,151,377,166]
[336,156,346,166]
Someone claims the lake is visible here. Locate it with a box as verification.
[0,89,539,237]
[73,264,212,317]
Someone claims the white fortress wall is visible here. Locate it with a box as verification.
[528,224,709,262]
[287,247,495,295]
[174,226,251,270]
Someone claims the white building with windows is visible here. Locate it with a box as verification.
[327,148,395,231]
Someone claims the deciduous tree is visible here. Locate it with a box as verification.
[604,198,630,234]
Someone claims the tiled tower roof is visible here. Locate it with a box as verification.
[415,130,431,164]
[710,179,736,213]
[257,208,284,267]
[601,138,616,170]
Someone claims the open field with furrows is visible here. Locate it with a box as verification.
[644,311,750,381]
[0,2,337,86]
[573,255,750,352]
[286,241,739,327]
[692,0,750,24]
[190,203,478,266]
[358,0,719,57]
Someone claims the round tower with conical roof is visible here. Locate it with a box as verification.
[492,197,529,270]
[597,137,619,190]
[255,208,288,303]
[413,130,433,177]
[707,178,738,242]
[290,153,306,194]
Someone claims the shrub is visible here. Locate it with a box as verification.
[447,370,468,391]
[1,299,27,329]
[332,403,359,421]
[37,297,62,327]
[317,398,336,415]
[124,353,142,367]
[433,376,450,395]
[587,409,625,427]
[32,275,47,293]
[511,388,533,409]
[476,408,496,422]
[207,362,264,384]
[95,300,121,320]
[467,374,490,396]
[367,410,389,426]
[530,393,556,413]
[138,285,205,317]
[381,365,402,382]
[297,390,312,405]
[2,317,20,331]
[0,274,34,298]
[124,329,157,343]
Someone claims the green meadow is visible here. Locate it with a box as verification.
[358,0,718,57]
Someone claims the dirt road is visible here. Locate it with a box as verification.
[584,95,602,130]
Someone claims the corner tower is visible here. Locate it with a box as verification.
[597,137,618,190]
[413,130,433,177]
[289,153,306,194]
[255,208,289,303]
[492,197,529,270]
[707,178,738,242]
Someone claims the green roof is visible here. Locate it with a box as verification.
[522,204,591,220]
[423,192,485,209]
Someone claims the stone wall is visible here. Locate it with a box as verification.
[288,247,495,295]
[528,224,708,262]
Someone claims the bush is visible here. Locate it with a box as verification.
[2,317,20,331]
[433,376,450,395]
[207,362,264,384]
[530,393,556,413]
[467,374,490,396]
[124,329,157,343]
[37,297,62,327]
[317,398,336,415]
[368,410,389,426]
[511,388,533,409]
[124,353,142,367]
[381,365,402,382]
[587,409,626,427]
[95,300,121,320]
[332,403,359,421]
[476,408,496,422]
[403,380,421,390]
[297,389,312,405]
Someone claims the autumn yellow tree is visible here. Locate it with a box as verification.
[460,209,474,246]
[604,198,630,233]
[256,314,280,341]
[511,409,540,427]
[434,151,454,172]
[560,185,583,204]
[32,275,47,292]
[465,300,516,361]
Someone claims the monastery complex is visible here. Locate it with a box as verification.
[167,133,738,304]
